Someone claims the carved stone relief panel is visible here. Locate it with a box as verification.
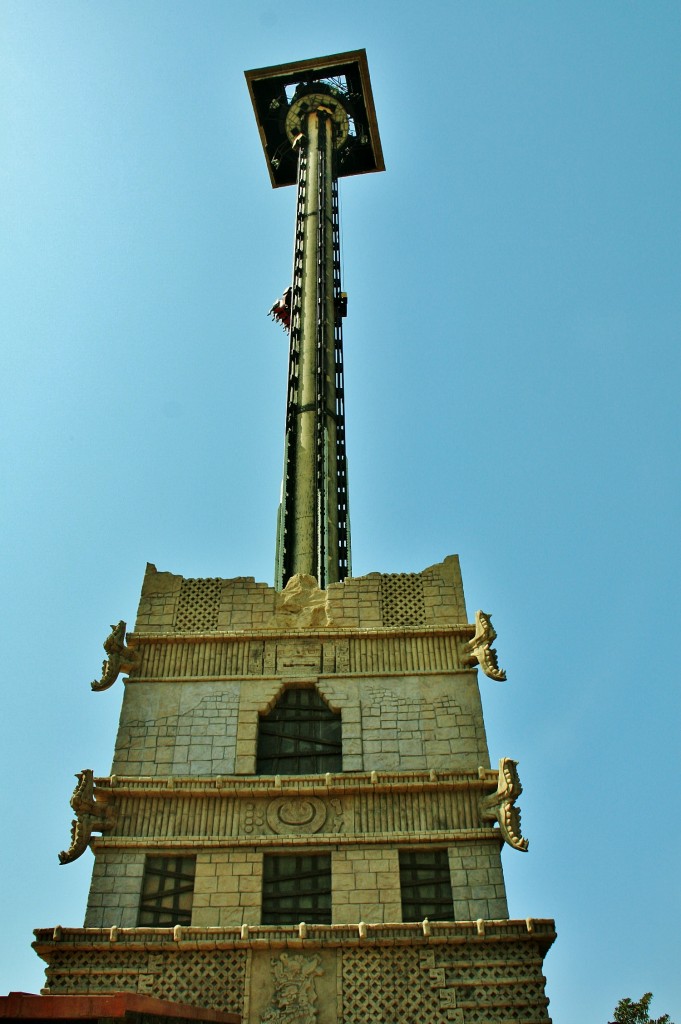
[266,797,327,835]
[249,950,337,1024]
[240,797,346,837]
[314,639,350,674]
[275,640,322,676]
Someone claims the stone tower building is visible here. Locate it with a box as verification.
[32,51,555,1024]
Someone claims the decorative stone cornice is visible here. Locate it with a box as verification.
[96,767,499,797]
[58,770,116,865]
[462,610,507,681]
[91,830,504,853]
[33,918,557,957]
[73,765,530,850]
[91,620,140,692]
[126,623,475,643]
[481,757,529,852]
[86,776,504,848]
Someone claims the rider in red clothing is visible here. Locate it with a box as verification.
[268,286,292,331]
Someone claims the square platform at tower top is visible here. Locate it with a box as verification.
[245,49,385,187]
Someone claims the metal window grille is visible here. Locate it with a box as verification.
[399,850,455,922]
[138,855,196,927]
[256,688,342,775]
[261,853,332,925]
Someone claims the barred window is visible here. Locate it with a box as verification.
[138,855,196,927]
[256,687,342,775]
[261,853,332,924]
[399,850,454,922]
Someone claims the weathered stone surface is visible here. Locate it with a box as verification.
[111,671,488,777]
[133,557,467,635]
[33,923,555,1023]
[44,554,553,1020]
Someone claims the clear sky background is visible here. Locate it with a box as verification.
[1,2,679,1021]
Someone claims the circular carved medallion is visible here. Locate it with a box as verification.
[266,797,327,835]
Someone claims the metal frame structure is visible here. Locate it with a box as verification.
[245,50,384,188]
[246,52,384,590]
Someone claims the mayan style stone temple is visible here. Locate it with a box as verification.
[29,50,556,1024]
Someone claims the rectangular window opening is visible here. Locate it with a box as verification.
[138,854,196,927]
[257,687,342,775]
[261,853,332,925]
[399,849,454,922]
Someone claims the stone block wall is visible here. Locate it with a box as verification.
[191,847,401,928]
[111,673,489,776]
[111,682,241,776]
[84,851,146,928]
[84,843,506,930]
[448,841,509,920]
[331,847,402,923]
[193,850,262,927]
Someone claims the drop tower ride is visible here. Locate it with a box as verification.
[246,52,384,590]
[24,49,556,1024]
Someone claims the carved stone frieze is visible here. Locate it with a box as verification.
[87,780,524,841]
[275,639,322,675]
[260,953,323,1024]
[481,757,528,852]
[58,769,116,865]
[328,798,344,831]
[243,802,266,835]
[124,629,471,680]
[238,796,345,837]
[463,610,507,681]
[266,797,327,835]
[91,620,140,692]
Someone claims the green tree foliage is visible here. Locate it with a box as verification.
[610,992,674,1024]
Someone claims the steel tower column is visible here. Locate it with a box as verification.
[245,52,384,591]
[276,96,350,590]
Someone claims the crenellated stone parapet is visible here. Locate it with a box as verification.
[133,557,469,636]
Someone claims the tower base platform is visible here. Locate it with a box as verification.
[33,921,555,1023]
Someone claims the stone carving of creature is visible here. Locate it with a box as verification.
[58,769,116,864]
[260,953,322,1024]
[462,609,507,681]
[91,620,140,691]
[482,757,529,852]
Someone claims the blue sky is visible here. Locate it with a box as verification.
[1,3,680,1021]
